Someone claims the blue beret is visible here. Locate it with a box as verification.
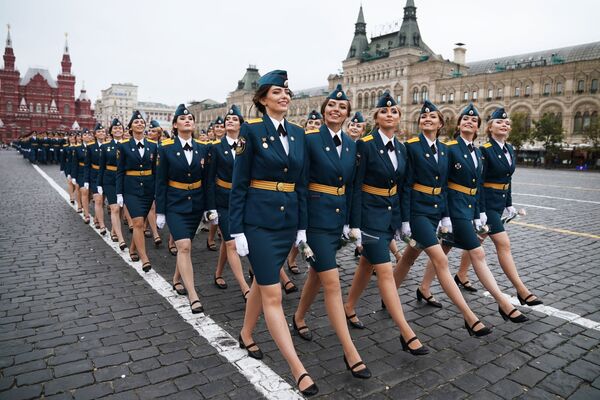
[420,100,439,114]
[110,118,122,127]
[82,128,90,134]
[94,122,104,131]
[172,104,192,124]
[490,107,508,120]
[327,84,348,101]
[226,105,244,121]
[376,91,397,108]
[307,110,323,120]
[128,110,145,128]
[257,69,288,89]
[207,122,214,129]
[351,112,365,123]
[214,116,224,125]
[149,119,161,128]
[460,103,479,118]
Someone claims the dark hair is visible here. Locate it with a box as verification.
[418,110,445,138]
[225,114,244,125]
[320,98,352,121]
[171,113,195,136]
[252,85,294,115]
[453,114,481,140]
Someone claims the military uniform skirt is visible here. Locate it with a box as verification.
[449,218,481,250]
[307,228,342,272]
[166,211,203,241]
[410,215,441,249]
[217,207,232,242]
[124,194,153,219]
[361,228,394,265]
[76,168,86,187]
[89,170,99,194]
[246,225,296,285]
[104,183,117,205]
[485,208,505,235]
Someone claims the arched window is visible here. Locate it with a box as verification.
[412,88,419,104]
[487,88,493,99]
[577,80,585,92]
[515,87,521,97]
[592,79,599,93]
[6,101,12,112]
[463,91,468,101]
[592,111,599,126]
[472,90,478,100]
[497,87,503,98]
[543,83,551,95]
[525,85,531,96]
[574,112,583,133]
[421,86,428,101]
[441,93,447,103]
[583,111,591,130]
[64,104,70,114]
[556,82,563,94]
[36,103,42,113]
[357,93,363,109]
[449,91,455,103]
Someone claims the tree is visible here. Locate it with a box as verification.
[531,114,564,167]
[583,118,600,150]
[507,112,530,151]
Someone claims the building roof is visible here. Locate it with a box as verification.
[138,101,174,110]
[236,65,261,91]
[20,68,57,88]
[466,41,600,76]
[294,86,328,98]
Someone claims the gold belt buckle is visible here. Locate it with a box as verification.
[187,183,193,190]
[276,182,284,192]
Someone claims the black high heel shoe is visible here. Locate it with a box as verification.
[238,334,263,359]
[190,300,204,314]
[292,316,312,341]
[142,262,152,273]
[464,320,492,337]
[345,312,365,329]
[518,293,543,306]
[454,274,478,293]
[400,335,429,355]
[499,306,528,323]
[416,288,442,308]
[296,373,318,397]
[343,356,371,379]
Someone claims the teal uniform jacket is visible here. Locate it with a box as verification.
[98,139,119,188]
[480,139,515,212]
[87,141,102,192]
[60,143,70,174]
[229,116,307,234]
[305,125,357,230]
[155,137,209,215]
[29,137,38,162]
[206,137,236,211]
[349,130,407,232]
[71,144,90,186]
[445,138,484,220]
[116,138,158,198]
[402,133,449,219]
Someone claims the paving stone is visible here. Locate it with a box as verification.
[564,359,600,382]
[488,378,526,399]
[0,384,43,400]
[44,372,95,396]
[72,382,114,400]
[508,365,547,387]
[146,364,189,384]
[569,385,600,400]
[539,370,583,397]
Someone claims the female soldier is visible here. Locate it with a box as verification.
[343,92,428,355]
[347,111,366,142]
[305,109,323,131]
[406,104,526,336]
[155,104,210,312]
[454,107,542,307]
[116,110,158,272]
[207,105,251,300]
[89,123,107,234]
[98,118,127,250]
[390,101,497,337]
[71,129,93,223]
[62,133,76,205]
[292,85,371,379]
[230,70,317,396]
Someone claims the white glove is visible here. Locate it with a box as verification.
[401,221,411,237]
[474,219,482,230]
[350,228,362,246]
[156,213,166,229]
[231,233,249,256]
[343,225,350,238]
[207,210,219,226]
[505,206,517,216]
[67,174,71,180]
[295,230,307,247]
[71,178,77,184]
[441,217,453,233]
[83,182,89,190]
[97,186,103,195]
[479,212,487,226]
[394,229,402,242]
[116,194,124,207]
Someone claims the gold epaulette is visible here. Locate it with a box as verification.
[194,139,209,145]
[445,140,458,146]
[146,139,157,144]
[212,140,221,145]
[73,144,81,147]
[247,118,262,124]
[483,142,493,148]
[360,134,374,143]
[160,139,174,146]
[305,129,319,135]
[290,121,302,128]
[63,143,69,147]
[119,139,129,143]
[407,137,420,144]
[87,141,96,145]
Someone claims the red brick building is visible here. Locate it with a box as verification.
[0,27,94,143]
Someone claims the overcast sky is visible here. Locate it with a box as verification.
[1,0,598,107]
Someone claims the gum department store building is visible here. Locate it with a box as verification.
[191,0,600,147]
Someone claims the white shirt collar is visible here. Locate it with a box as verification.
[268,115,285,131]
[460,136,472,147]
[328,127,342,140]
[423,134,437,148]
[492,137,505,148]
[377,129,394,145]
[225,136,237,146]
[178,135,192,148]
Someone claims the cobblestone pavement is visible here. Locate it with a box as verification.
[1,149,600,399]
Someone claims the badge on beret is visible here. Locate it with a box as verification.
[283,80,289,88]
[455,163,461,170]
[336,92,342,99]
[387,101,392,107]
[229,109,233,114]
[236,137,246,155]
[425,107,430,113]
[503,113,507,118]
[468,110,474,115]
[184,109,189,115]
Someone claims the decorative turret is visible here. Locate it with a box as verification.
[3,24,15,71]
[236,65,261,91]
[397,0,433,54]
[346,6,369,59]
[61,33,71,75]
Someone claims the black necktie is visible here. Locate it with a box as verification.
[385,141,395,152]
[137,142,144,149]
[430,144,437,155]
[230,141,237,150]
[503,146,508,154]
[333,135,342,147]
[277,124,287,137]
[183,143,192,151]
[467,144,474,153]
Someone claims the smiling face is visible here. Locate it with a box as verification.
[488,118,512,140]
[347,121,366,140]
[95,129,106,142]
[323,99,349,128]
[419,111,443,135]
[458,114,480,139]
[260,86,291,115]
[131,119,146,136]
[111,125,124,140]
[148,127,162,141]
[213,123,225,138]
[375,106,401,130]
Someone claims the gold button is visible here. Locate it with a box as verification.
[387,206,392,210]
[434,204,438,208]
[140,182,143,186]
[468,204,472,208]
[284,168,288,173]
[188,196,191,200]
[472,179,476,183]
[280,206,285,211]
[435,176,439,180]
[339,177,343,181]
[335,208,340,213]
[139,164,143,167]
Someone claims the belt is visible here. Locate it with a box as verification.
[250,179,295,192]
[91,164,100,170]
[448,181,477,195]
[362,183,397,197]
[126,169,152,176]
[412,183,442,195]
[105,165,117,171]
[42,144,49,147]
[216,177,232,189]
[483,182,510,191]
[308,182,345,196]
[78,162,85,167]
[168,180,202,190]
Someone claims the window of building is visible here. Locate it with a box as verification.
[463,91,468,101]
[421,86,428,101]
[487,88,493,99]
[449,91,454,102]
[574,112,583,133]
[44,104,48,113]
[577,80,585,92]
[497,88,503,98]
[36,103,42,113]
[397,95,402,104]
[583,111,591,130]
[525,85,531,96]
[412,88,419,104]
[64,104,70,114]
[543,83,551,95]
[441,93,446,103]
[556,82,563,95]
[472,90,478,100]
[6,101,12,112]
[515,87,521,97]
[592,79,599,93]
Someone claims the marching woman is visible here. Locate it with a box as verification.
[230,70,317,396]
[62,133,76,205]
[412,103,528,325]
[206,105,251,300]
[391,101,497,337]
[155,104,210,312]
[89,123,107,234]
[71,129,93,223]
[98,118,127,250]
[292,85,371,379]
[347,111,366,142]
[454,107,542,306]
[343,92,428,355]
[116,110,158,272]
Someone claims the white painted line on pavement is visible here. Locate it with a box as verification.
[515,182,600,192]
[513,192,600,205]
[511,202,556,210]
[32,164,303,400]
[482,291,600,331]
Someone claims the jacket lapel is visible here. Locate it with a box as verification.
[264,115,287,163]
[458,138,476,173]
[492,139,511,171]
[374,130,395,175]
[320,126,342,172]
[419,133,439,171]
